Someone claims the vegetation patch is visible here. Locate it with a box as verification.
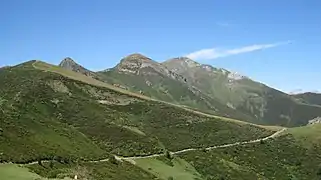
[134,157,204,180]
[47,80,70,94]
[0,164,72,180]
[288,124,321,147]
[179,134,321,180]
[28,161,156,180]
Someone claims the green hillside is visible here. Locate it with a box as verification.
[163,57,321,127]
[0,60,278,179]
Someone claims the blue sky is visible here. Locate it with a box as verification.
[1,0,321,93]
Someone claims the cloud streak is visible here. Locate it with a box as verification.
[216,22,232,27]
[186,41,292,60]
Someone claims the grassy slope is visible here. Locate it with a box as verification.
[288,124,321,147]
[177,126,321,180]
[0,164,53,180]
[134,157,204,180]
[98,68,255,123]
[0,62,164,163]
[0,63,107,163]
[27,161,156,180]
[163,60,321,127]
[293,92,321,106]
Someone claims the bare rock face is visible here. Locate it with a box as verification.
[59,57,97,78]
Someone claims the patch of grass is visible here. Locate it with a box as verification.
[0,164,72,180]
[288,124,321,147]
[28,161,156,180]
[179,134,321,180]
[134,157,204,180]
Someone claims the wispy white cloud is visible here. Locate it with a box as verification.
[186,41,292,60]
[216,22,232,27]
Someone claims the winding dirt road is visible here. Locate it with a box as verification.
[9,128,286,165]
[118,128,287,161]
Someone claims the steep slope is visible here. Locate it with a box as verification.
[293,92,321,106]
[97,54,254,122]
[163,57,321,126]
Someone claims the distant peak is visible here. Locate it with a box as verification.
[60,57,75,63]
[59,57,78,66]
[126,53,147,58]
[122,53,153,63]
[59,57,82,69]
[164,57,200,68]
[289,89,305,95]
[167,57,195,62]
[58,57,96,77]
[290,90,321,95]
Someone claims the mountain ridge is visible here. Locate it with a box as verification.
[54,54,321,126]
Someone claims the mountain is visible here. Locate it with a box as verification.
[59,57,97,78]
[163,57,321,127]
[97,53,254,122]
[292,92,321,106]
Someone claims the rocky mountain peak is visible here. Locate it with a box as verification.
[59,57,78,68]
[123,53,153,62]
[58,57,96,78]
[116,53,160,74]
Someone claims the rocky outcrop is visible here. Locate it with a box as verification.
[308,117,321,125]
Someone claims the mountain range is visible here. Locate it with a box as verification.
[1,57,321,179]
[59,53,321,127]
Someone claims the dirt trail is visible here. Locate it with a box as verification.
[8,128,286,166]
[119,128,287,161]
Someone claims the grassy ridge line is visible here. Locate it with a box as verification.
[33,61,281,131]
